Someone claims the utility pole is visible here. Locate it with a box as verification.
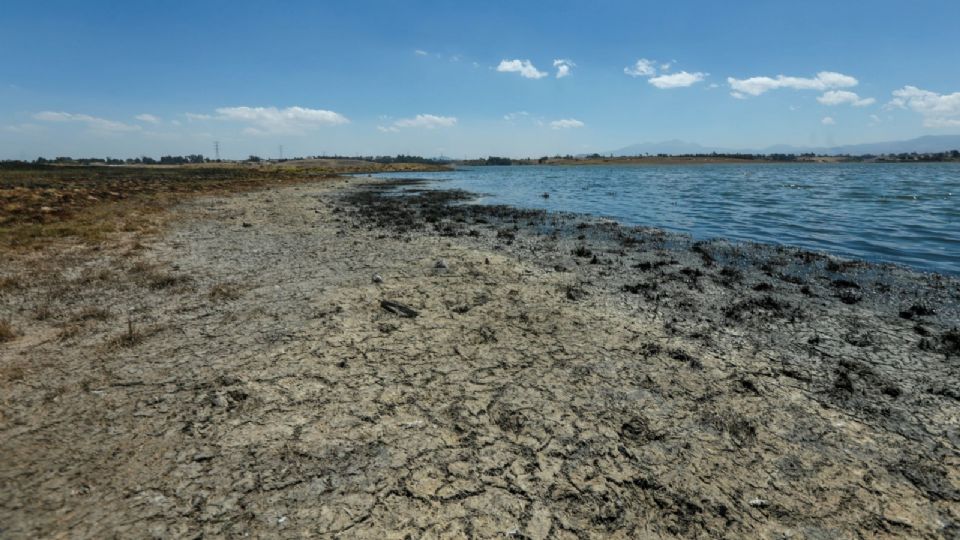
[214,141,220,161]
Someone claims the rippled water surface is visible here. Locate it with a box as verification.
[376,164,960,274]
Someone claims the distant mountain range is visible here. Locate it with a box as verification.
[610,135,960,157]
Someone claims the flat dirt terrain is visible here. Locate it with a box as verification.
[1,173,959,538]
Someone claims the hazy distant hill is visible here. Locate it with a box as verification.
[610,139,730,156]
[611,135,960,156]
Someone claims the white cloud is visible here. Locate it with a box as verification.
[727,71,858,97]
[135,113,161,123]
[886,86,960,127]
[553,59,575,78]
[624,58,657,77]
[414,49,428,56]
[497,59,548,79]
[624,59,704,89]
[821,116,836,125]
[817,90,875,107]
[649,71,707,89]
[185,113,213,121]
[33,111,140,132]
[380,114,457,132]
[213,106,349,134]
[549,118,584,129]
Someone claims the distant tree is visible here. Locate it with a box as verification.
[248,155,262,163]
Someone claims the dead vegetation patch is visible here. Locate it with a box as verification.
[0,319,16,342]
[209,282,243,302]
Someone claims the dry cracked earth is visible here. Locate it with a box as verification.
[1,176,959,538]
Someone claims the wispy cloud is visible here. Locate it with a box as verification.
[624,58,657,77]
[496,59,547,79]
[553,59,575,78]
[549,118,584,129]
[649,71,707,89]
[821,116,836,125]
[196,106,350,135]
[817,90,875,107]
[728,71,858,98]
[3,123,43,134]
[33,111,141,132]
[135,113,161,123]
[414,49,429,56]
[503,111,530,122]
[886,86,960,127]
[379,114,457,132]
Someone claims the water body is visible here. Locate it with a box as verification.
[375,164,960,275]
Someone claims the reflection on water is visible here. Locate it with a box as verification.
[376,164,960,275]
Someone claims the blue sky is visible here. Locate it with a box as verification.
[2,0,959,159]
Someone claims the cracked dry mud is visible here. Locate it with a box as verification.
[1,177,959,538]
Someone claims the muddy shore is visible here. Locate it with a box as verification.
[1,176,958,538]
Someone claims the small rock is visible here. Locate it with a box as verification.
[749,498,769,508]
[242,222,253,228]
[566,286,587,301]
[435,259,448,269]
[372,274,383,284]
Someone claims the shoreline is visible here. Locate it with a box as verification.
[370,168,960,278]
[459,157,960,166]
[1,175,958,537]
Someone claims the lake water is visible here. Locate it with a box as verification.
[375,164,960,275]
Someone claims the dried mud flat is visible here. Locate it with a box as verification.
[1,176,959,538]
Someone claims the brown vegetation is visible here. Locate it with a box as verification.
[0,160,445,252]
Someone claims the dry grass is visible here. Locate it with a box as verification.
[0,163,342,253]
[72,306,112,322]
[0,319,16,342]
[209,282,242,302]
[57,323,83,341]
[104,320,161,349]
[0,276,20,290]
[0,363,26,382]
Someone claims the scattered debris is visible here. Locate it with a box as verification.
[380,300,419,318]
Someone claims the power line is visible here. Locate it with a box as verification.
[214,141,220,161]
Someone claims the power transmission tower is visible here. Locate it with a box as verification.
[214,141,220,161]
[278,145,284,160]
